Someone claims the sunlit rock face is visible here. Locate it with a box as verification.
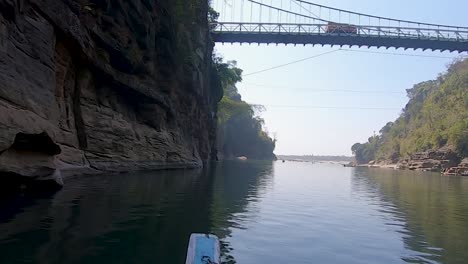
[0,0,221,186]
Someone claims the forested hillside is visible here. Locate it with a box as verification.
[214,57,276,160]
[352,58,468,165]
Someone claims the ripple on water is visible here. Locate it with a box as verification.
[1,162,468,263]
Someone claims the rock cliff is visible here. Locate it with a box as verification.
[0,0,222,187]
[398,147,460,171]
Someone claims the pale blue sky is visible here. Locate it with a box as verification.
[214,0,468,155]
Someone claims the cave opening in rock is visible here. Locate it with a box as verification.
[10,132,61,155]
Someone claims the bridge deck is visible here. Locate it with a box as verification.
[212,32,468,52]
[211,23,468,52]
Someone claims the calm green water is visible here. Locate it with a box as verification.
[1,161,468,263]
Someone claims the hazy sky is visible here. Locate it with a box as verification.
[214,0,468,156]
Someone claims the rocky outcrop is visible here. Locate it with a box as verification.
[0,132,63,184]
[364,147,462,172]
[0,0,221,186]
[358,147,465,172]
[399,147,460,171]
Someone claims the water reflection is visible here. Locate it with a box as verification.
[0,168,214,264]
[0,161,274,264]
[1,162,468,264]
[352,168,468,264]
[208,161,274,263]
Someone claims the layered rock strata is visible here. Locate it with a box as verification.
[0,0,222,186]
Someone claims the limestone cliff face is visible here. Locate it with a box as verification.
[0,0,221,185]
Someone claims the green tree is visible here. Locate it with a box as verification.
[213,56,276,160]
[352,58,468,163]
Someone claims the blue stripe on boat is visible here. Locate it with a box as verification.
[185,234,220,264]
[194,236,215,264]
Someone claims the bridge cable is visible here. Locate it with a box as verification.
[242,83,406,94]
[290,0,406,35]
[262,0,264,22]
[269,0,272,23]
[279,0,282,23]
[292,0,468,29]
[243,49,340,77]
[232,0,235,22]
[241,0,244,22]
[291,0,320,20]
[243,48,460,77]
[246,0,329,23]
[240,0,467,39]
[250,0,253,22]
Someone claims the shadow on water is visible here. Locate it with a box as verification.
[351,168,468,264]
[0,187,60,224]
[207,161,274,264]
[0,161,274,264]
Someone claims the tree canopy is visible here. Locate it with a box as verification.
[351,58,468,164]
[214,57,276,160]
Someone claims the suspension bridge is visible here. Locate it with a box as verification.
[210,0,468,52]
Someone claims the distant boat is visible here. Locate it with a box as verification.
[185,234,220,264]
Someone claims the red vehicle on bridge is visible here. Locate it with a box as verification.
[326,22,358,34]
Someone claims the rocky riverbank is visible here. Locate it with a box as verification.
[0,0,222,188]
[354,147,466,173]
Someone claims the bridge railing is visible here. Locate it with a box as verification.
[212,22,468,41]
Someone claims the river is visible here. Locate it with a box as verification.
[1,161,467,264]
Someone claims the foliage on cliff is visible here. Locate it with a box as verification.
[214,57,276,160]
[352,58,468,164]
